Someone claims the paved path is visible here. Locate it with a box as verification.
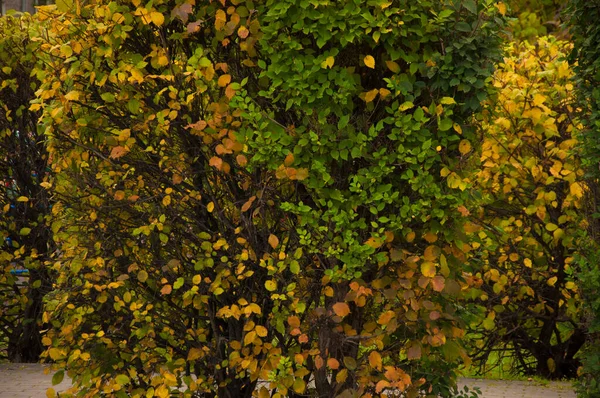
[0,363,577,397]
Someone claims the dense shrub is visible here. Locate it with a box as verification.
[0,13,53,363]
[566,1,600,395]
[467,36,586,379]
[31,1,503,397]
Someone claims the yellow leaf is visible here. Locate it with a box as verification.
[293,379,306,394]
[524,258,532,268]
[155,385,169,398]
[64,91,80,101]
[364,88,379,103]
[336,369,348,383]
[440,97,456,105]
[570,182,584,198]
[495,2,507,16]
[547,276,558,287]
[268,234,279,249]
[453,123,462,134]
[255,325,268,337]
[321,55,335,69]
[533,93,546,106]
[244,331,257,346]
[421,262,436,278]
[385,60,400,73]
[150,11,165,26]
[364,55,376,69]
[207,202,215,212]
[16,196,29,202]
[46,388,56,398]
[458,139,472,155]
[137,270,148,282]
[332,302,350,317]
[187,348,203,361]
[265,280,277,291]
[379,88,391,98]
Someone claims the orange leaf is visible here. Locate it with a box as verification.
[110,146,129,159]
[314,355,324,369]
[236,154,248,166]
[368,351,382,370]
[268,234,279,249]
[238,26,249,39]
[225,84,236,99]
[161,284,172,295]
[377,310,395,325]
[114,190,125,201]
[241,196,256,212]
[332,302,350,317]
[327,358,340,370]
[457,205,470,216]
[298,334,308,343]
[209,156,223,170]
[218,74,232,87]
[284,152,295,167]
[288,316,300,328]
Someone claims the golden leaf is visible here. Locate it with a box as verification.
[364,88,379,103]
[385,60,400,73]
[364,55,376,69]
[150,11,165,26]
[421,262,436,278]
[458,139,472,155]
[187,348,203,361]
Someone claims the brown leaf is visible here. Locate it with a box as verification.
[110,146,128,159]
[407,343,422,360]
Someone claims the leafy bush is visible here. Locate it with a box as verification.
[467,36,586,379]
[34,1,504,397]
[564,1,600,395]
[0,13,53,363]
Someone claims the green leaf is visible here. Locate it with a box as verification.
[52,370,65,386]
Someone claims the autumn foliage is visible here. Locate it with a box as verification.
[467,36,586,379]
[0,0,507,397]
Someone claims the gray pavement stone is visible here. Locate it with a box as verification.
[0,364,578,397]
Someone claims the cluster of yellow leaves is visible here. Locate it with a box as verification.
[472,36,584,339]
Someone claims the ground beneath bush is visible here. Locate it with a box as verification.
[0,363,577,398]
